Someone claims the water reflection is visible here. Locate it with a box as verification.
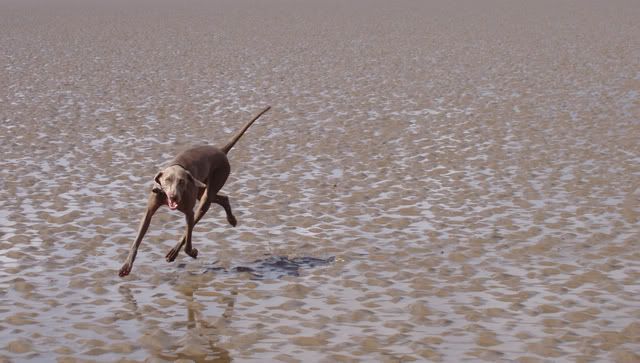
[118,283,231,362]
[170,286,231,363]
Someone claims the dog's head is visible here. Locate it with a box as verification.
[154,165,206,210]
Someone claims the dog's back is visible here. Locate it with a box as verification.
[171,145,228,183]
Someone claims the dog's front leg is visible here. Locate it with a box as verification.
[183,210,198,259]
[166,192,211,262]
[119,192,162,277]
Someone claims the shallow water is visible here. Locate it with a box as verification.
[1,0,639,362]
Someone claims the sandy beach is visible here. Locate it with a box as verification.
[1,0,639,361]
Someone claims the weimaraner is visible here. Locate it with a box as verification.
[119,106,271,277]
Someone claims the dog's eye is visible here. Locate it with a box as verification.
[178,179,185,185]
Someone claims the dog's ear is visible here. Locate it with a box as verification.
[154,171,163,185]
[186,171,206,189]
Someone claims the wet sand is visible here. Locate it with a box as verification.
[1,0,639,361]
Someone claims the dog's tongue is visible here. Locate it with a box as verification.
[168,199,179,210]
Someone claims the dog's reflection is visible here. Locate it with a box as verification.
[176,286,233,363]
[118,283,232,362]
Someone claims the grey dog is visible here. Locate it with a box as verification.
[119,106,271,277]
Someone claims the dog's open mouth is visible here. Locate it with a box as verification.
[167,199,179,210]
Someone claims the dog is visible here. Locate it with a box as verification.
[118,106,271,277]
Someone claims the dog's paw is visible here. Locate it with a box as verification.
[228,214,237,227]
[166,248,179,262]
[185,247,198,259]
[119,263,132,277]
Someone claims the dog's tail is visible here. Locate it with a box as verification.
[221,106,271,154]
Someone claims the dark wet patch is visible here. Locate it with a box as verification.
[193,256,335,280]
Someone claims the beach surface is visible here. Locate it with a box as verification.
[1,0,639,361]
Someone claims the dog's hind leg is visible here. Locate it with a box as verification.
[213,194,237,227]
